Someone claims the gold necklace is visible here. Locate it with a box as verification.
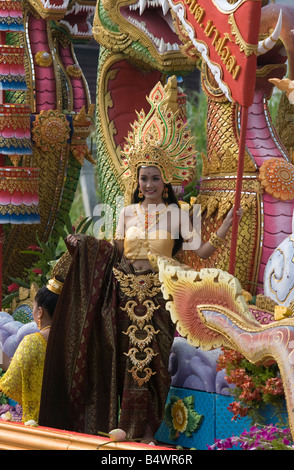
[135,204,169,256]
[125,204,169,264]
[138,201,168,233]
[40,326,51,332]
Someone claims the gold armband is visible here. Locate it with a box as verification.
[209,232,224,248]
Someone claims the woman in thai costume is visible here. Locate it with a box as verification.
[0,277,63,424]
[38,79,242,443]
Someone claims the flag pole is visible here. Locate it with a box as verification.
[229,105,249,276]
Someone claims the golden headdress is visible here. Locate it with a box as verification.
[46,277,63,295]
[121,76,197,185]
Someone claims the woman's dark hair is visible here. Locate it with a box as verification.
[35,277,63,318]
[132,169,183,256]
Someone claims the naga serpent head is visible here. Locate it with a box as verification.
[258,3,294,81]
[93,0,195,73]
[27,0,96,39]
[58,0,96,40]
[27,0,71,20]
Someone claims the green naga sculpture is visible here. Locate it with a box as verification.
[92,0,195,220]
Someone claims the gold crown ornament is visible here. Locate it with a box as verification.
[121,76,197,185]
[46,277,63,295]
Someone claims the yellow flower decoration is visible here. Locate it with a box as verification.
[259,158,294,201]
[171,399,188,434]
[32,110,71,152]
[35,51,52,67]
[164,395,203,440]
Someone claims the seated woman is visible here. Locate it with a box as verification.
[0,277,63,424]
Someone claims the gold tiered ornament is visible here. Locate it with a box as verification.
[0,2,41,308]
[121,76,197,187]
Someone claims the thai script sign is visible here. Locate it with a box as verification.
[168,0,262,107]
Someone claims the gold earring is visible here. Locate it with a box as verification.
[138,188,143,198]
[38,317,42,330]
[163,186,168,199]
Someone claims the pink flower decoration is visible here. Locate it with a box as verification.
[7,283,19,293]
[27,245,42,251]
[32,268,42,275]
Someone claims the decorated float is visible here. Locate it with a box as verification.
[0,0,294,451]
[91,0,294,450]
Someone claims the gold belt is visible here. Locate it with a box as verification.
[113,267,161,387]
[113,267,161,302]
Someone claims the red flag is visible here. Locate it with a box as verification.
[169,0,262,107]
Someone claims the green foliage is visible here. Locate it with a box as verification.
[268,88,282,124]
[185,89,207,163]
[181,89,207,202]
[218,347,287,426]
[182,175,202,203]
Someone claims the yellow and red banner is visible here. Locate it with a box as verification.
[169,0,262,107]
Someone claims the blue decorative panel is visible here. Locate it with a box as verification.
[156,386,287,450]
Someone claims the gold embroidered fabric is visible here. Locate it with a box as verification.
[113,267,161,386]
[0,333,47,423]
[113,267,161,303]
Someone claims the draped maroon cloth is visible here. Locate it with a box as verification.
[39,236,175,438]
[39,236,121,434]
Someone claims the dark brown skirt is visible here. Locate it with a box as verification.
[39,236,175,439]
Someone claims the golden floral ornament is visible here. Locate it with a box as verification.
[259,158,294,201]
[71,144,96,165]
[128,366,156,387]
[66,64,82,78]
[125,346,157,371]
[172,399,188,433]
[123,324,159,350]
[32,110,71,152]
[114,267,161,386]
[112,267,161,304]
[71,105,96,165]
[121,299,160,329]
[164,395,203,440]
[35,51,52,67]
